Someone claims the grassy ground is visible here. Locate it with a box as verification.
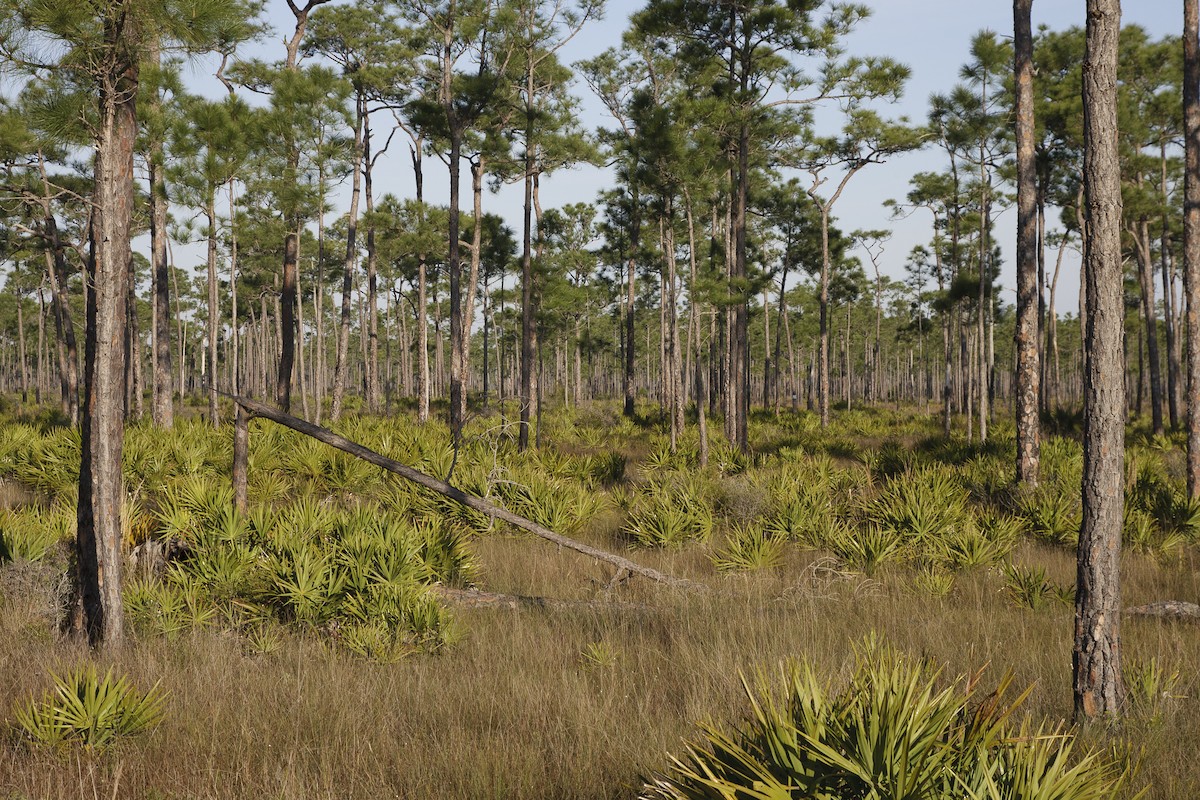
[0,401,1198,799]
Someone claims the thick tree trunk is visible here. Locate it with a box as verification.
[78,38,138,648]
[1014,0,1040,489]
[1075,0,1126,720]
[1185,0,1200,496]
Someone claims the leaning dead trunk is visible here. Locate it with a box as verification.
[227,392,705,592]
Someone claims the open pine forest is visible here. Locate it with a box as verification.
[2,0,1200,798]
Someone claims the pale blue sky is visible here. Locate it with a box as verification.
[183,0,1181,313]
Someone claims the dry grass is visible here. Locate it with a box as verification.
[1,404,1199,799]
[1,529,1198,799]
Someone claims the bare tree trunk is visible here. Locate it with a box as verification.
[78,32,138,647]
[42,221,78,425]
[365,123,380,414]
[447,128,465,440]
[1047,236,1067,410]
[206,198,220,427]
[1186,0,1200,497]
[1161,141,1182,428]
[149,95,172,427]
[411,141,430,424]
[1014,0,1040,488]
[1075,0,1126,719]
[277,232,298,412]
[124,259,143,420]
[519,93,537,450]
[331,97,364,423]
[624,192,639,419]
[1133,218,1164,434]
[818,209,832,428]
[461,157,488,418]
[228,182,240,400]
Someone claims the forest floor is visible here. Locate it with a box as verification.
[0,399,1198,799]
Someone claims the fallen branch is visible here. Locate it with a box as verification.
[431,586,650,614]
[224,393,706,593]
[1126,601,1200,621]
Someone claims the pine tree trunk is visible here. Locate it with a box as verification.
[78,28,137,647]
[365,123,380,414]
[624,191,639,419]
[818,208,832,427]
[206,200,220,427]
[1160,141,1182,428]
[1014,0,1040,488]
[1134,219,1164,434]
[519,90,537,450]
[1075,0,1126,719]
[412,141,430,424]
[148,75,172,427]
[1186,0,1200,497]
[331,99,364,423]
[448,128,465,440]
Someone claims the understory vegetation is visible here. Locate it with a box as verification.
[0,400,1198,798]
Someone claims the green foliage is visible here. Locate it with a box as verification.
[829,523,905,575]
[14,666,167,751]
[1125,657,1183,719]
[1020,489,1081,547]
[0,504,71,563]
[1001,563,1073,611]
[623,478,715,547]
[712,524,786,573]
[912,566,955,598]
[643,645,1126,800]
[580,641,619,669]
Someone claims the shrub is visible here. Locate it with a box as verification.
[624,479,715,547]
[712,524,786,573]
[643,645,1126,800]
[14,666,167,751]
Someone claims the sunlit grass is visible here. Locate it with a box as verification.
[0,401,1197,798]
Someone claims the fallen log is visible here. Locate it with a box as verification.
[1126,601,1200,621]
[431,585,650,614]
[224,393,706,593]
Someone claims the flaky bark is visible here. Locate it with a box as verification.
[1184,0,1200,497]
[1075,0,1126,720]
[1014,0,1040,488]
[150,134,172,428]
[78,11,139,647]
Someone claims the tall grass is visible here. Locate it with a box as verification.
[0,402,1198,797]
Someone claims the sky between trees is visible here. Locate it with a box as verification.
[151,0,1180,315]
